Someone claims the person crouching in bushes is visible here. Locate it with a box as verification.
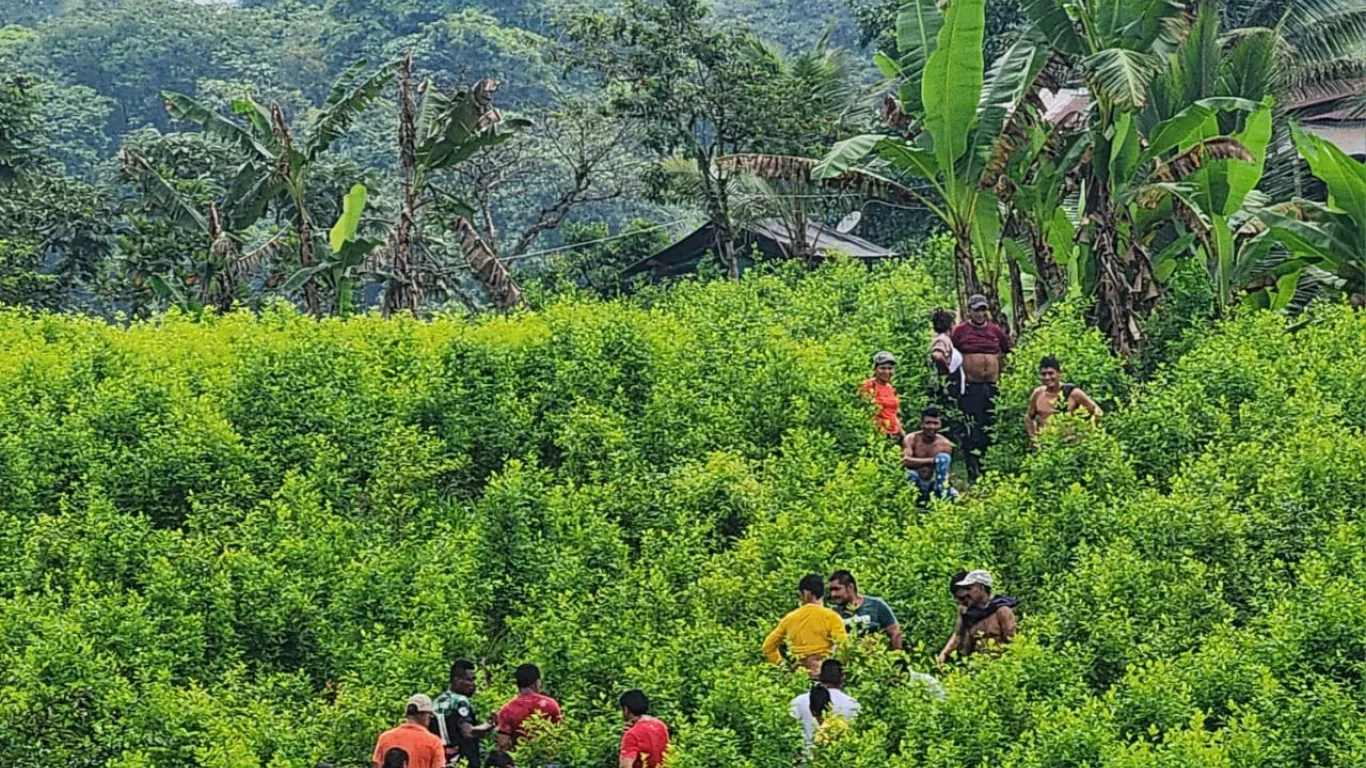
[1025,355,1104,448]
[486,751,515,768]
[903,407,958,504]
[789,659,860,755]
[763,573,849,677]
[619,689,671,768]
[937,569,1017,667]
[860,350,904,442]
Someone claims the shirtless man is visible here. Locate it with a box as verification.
[1024,355,1103,445]
[903,407,957,503]
[950,295,1012,480]
[937,570,1017,666]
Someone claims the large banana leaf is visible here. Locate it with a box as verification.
[306,59,400,162]
[812,134,883,179]
[1080,48,1162,109]
[330,184,368,252]
[970,38,1049,176]
[118,149,209,234]
[921,0,985,178]
[895,0,943,110]
[1292,122,1366,253]
[162,91,274,161]
[1018,0,1087,56]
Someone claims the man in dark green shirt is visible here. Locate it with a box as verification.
[828,570,903,650]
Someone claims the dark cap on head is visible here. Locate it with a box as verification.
[968,294,989,310]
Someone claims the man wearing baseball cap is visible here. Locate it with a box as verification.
[374,694,448,768]
[936,569,1017,666]
[950,295,1012,480]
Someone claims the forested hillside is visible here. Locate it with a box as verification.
[4,261,1366,767]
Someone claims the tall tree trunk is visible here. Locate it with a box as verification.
[1027,225,1065,305]
[384,53,422,318]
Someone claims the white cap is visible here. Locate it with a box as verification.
[954,570,993,589]
[407,693,436,715]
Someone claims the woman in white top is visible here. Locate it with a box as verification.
[929,308,965,398]
[789,659,859,753]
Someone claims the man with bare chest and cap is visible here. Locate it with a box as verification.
[950,295,1012,480]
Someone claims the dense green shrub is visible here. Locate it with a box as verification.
[1,261,1365,767]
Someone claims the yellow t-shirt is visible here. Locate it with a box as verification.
[763,603,848,664]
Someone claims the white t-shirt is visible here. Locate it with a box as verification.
[789,688,860,749]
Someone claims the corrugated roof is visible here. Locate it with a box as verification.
[622,219,893,278]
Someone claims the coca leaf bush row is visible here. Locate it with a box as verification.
[1,260,1365,767]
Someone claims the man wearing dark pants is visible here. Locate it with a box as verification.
[950,294,1012,480]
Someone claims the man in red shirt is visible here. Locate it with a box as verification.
[618,689,670,768]
[373,694,448,768]
[496,664,563,749]
[950,294,1012,480]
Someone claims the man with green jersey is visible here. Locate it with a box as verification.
[827,570,903,650]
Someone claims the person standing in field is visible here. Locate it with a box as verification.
[928,308,965,403]
[1025,355,1104,446]
[937,570,1018,666]
[496,664,563,750]
[618,689,670,768]
[860,351,904,441]
[763,574,849,676]
[951,295,1012,480]
[432,660,498,768]
[374,694,448,768]
[789,659,860,754]
[827,570,903,650]
[903,407,958,504]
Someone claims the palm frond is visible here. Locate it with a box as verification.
[1080,49,1163,109]
[162,91,274,161]
[119,149,210,233]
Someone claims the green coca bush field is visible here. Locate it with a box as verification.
[2,259,1366,767]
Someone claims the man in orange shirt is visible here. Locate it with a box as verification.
[859,351,903,440]
[373,694,448,768]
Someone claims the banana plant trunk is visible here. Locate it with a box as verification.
[296,211,322,317]
[384,53,422,318]
[952,235,984,314]
[1087,179,1155,356]
[696,147,739,279]
[1008,257,1028,336]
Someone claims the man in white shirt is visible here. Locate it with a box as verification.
[788,659,859,752]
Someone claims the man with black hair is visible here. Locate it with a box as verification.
[432,660,497,768]
[904,407,957,504]
[1025,355,1103,445]
[937,569,1018,665]
[618,690,670,768]
[496,663,562,749]
[827,570,903,650]
[788,659,860,753]
[374,695,447,768]
[762,574,848,676]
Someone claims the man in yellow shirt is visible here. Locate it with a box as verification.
[763,574,848,676]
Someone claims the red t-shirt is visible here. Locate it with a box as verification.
[951,321,1012,355]
[373,722,446,768]
[620,717,670,768]
[497,692,563,740]
[859,379,902,435]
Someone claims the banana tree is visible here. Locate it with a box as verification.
[283,183,380,317]
[401,77,531,311]
[814,0,1052,316]
[1257,124,1366,304]
[119,148,282,312]
[162,58,397,317]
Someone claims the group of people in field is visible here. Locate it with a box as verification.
[367,664,667,768]
[861,294,1103,501]
[763,568,1016,750]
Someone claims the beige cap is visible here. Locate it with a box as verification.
[407,693,436,714]
[954,569,993,589]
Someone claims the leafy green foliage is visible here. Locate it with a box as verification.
[3,260,1366,768]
